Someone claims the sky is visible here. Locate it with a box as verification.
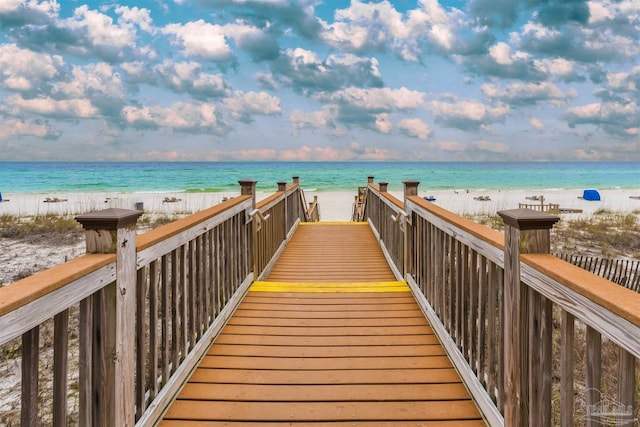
[0,0,639,162]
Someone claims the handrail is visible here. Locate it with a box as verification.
[307,195,320,222]
[0,254,114,319]
[0,177,314,427]
[362,177,640,427]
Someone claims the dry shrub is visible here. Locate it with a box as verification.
[0,214,82,242]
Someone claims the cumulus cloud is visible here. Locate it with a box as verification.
[0,118,61,140]
[530,117,544,131]
[192,0,323,40]
[397,118,432,139]
[7,4,145,62]
[517,20,638,63]
[464,41,546,80]
[122,101,224,133]
[482,82,575,106]
[254,72,279,91]
[154,61,230,98]
[317,87,424,111]
[564,101,640,137]
[162,18,279,62]
[289,106,336,130]
[425,98,510,130]
[0,0,59,27]
[271,48,383,94]
[115,5,154,34]
[223,91,282,122]
[163,20,233,61]
[322,0,460,61]
[7,94,98,118]
[0,44,63,94]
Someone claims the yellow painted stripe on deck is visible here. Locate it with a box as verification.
[250,281,409,293]
[300,221,368,226]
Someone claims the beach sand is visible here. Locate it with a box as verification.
[1,188,639,221]
[1,187,639,287]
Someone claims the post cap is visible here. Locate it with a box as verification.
[498,209,560,230]
[367,176,375,183]
[277,181,287,191]
[379,182,388,192]
[75,208,142,230]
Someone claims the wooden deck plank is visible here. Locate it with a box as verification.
[188,367,466,384]
[206,344,445,357]
[160,223,485,425]
[163,400,482,421]
[177,383,472,401]
[160,420,488,426]
[214,334,439,346]
[226,316,429,327]
[219,324,433,336]
[197,355,454,370]
[236,302,419,311]
[231,308,426,319]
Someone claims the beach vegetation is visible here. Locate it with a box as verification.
[0,214,82,240]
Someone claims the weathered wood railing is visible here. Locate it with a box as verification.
[362,177,640,426]
[0,178,311,426]
[307,195,320,222]
[363,180,405,278]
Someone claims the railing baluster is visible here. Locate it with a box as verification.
[136,266,148,419]
[53,309,69,427]
[477,256,487,381]
[585,326,602,427]
[149,260,159,399]
[22,326,40,427]
[171,248,179,372]
[560,310,574,427]
[161,254,170,387]
[79,296,93,426]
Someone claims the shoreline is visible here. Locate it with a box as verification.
[1,188,639,221]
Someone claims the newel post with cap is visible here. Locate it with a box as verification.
[403,180,420,280]
[239,179,257,277]
[75,208,142,427]
[498,209,559,427]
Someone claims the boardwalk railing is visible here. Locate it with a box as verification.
[0,178,311,426]
[363,178,640,427]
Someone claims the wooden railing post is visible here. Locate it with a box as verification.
[239,179,257,275]
[403,180,419,281]
[498,209,559,427]
[76,208,142,427]
[379,182,388,193]
[368,175,374,184]
[278,181,288,236]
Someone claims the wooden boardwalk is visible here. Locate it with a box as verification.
[160,223,485,426]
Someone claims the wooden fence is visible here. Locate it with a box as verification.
[0,178,311,426]
[556,253,640,292]
[363,178,640,427]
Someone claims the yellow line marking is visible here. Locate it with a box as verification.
[250,281,409,293]
[300,222,368,226]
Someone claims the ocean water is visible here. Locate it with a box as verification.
[0,161,638,194]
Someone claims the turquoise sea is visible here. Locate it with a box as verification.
[0,162,638,194]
